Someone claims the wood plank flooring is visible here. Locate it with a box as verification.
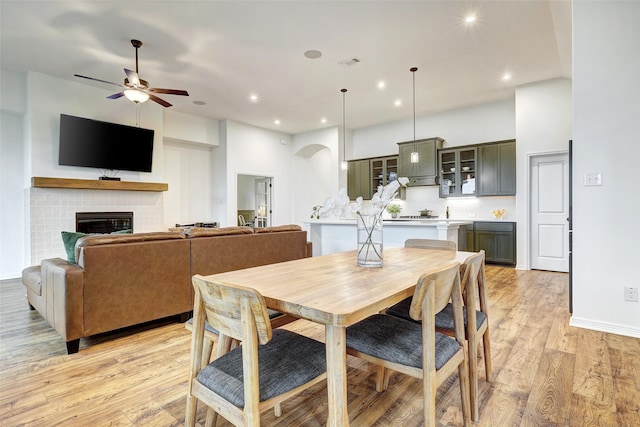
[1,266,638,426]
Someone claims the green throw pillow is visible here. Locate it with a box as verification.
[111,229,133,234]
[61,231,88,264]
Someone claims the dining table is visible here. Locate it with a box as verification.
[200,246,475,426]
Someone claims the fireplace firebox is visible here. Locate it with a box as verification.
[76,212,133,234]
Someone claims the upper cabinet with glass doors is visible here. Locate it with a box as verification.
[439,147,477,197]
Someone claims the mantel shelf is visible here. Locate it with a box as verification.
[32,177,168,192]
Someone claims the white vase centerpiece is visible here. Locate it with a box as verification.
[352,177,409,267]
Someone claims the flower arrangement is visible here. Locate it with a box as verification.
[491,209,506,219]
[309,188,352,219]
[353,177,409,266]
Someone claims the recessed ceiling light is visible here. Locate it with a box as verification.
[502,73,512,81]
[304,50,322,59]
[321,118,327,124]
[249,94,258,102]
[394,99,402,107]
[465,15,476,24]
[377,81,386,90]
[274,119,281,125]
[193,100,206,106]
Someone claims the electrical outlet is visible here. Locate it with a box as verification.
[624,287,638,302]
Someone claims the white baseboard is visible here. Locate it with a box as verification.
[570,316,640,339]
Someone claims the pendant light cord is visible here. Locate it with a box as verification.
[411,67,417,152]
[342,88,347,165]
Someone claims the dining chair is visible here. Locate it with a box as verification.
[386,250,491,421]
[185,275,327,427]
[345,262,471,426]
[404,238,457,251]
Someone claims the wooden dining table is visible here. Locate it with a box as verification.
[200,246,475,426]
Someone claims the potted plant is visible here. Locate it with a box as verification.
[387,203,402,219]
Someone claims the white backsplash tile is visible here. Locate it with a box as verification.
[394,186,516,221]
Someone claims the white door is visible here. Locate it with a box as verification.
[255,178,272,228]
[530,153,569,272]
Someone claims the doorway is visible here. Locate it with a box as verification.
[529,152,569,272]
[237,175,272,228]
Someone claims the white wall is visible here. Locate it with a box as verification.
[221,120,294,227]
[1,70,27,277]
[572,1,640,336]
[515,78,572,269]
[25,72,164,183]
[292,127,341,224]
[163,140,214,228]
[352,99,515,158]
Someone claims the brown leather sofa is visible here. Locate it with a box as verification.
[22,225,311,354]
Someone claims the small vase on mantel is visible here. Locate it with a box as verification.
[357,213,383,267]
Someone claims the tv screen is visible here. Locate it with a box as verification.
[58,114,154,172]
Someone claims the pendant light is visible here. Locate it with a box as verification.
[340,88,348,171]
[410,67,419,163]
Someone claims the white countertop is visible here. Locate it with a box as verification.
[305,218,473,226]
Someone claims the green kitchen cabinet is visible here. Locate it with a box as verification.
[439,146,477,197]
[397,137,444,186]
[370,155,399,192]
[478,140,516,196]
[473,221,516,265]
[347,159,371,200]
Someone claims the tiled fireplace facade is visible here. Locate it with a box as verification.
[28,187,164,265]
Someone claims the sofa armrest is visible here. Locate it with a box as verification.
[40,258,85,342]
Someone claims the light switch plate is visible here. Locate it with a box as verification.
[584,172,603,186]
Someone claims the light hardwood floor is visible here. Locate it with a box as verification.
[1,266,638,426]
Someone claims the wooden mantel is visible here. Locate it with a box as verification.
[32,177,168,192]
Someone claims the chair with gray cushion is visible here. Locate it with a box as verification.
[386,250,491,421]
[185,275,326,426]
[404,238,457,251]
[345,262,471,426]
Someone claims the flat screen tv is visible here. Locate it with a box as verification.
[58,114,155,173]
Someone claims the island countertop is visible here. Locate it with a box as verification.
[304,218,472,256]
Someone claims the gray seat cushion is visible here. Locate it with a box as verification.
[197,329,326,407]
[387,298,486,330]
[346,314,461,370]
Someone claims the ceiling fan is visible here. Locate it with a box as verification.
[74,39,189,107]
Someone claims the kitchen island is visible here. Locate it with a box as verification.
[304,218,473,256]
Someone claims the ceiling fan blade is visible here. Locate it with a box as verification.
[124,68,140,87]
[147,88,189,96]
[148,93,172,107]
[74,74,124,88]
[107,92,125,99]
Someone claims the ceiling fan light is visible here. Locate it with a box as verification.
[124,89,149,103]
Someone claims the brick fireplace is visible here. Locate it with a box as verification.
[28,179,166,265]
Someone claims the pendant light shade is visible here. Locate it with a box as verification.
[340,88,348,171]
[410,67,419,164]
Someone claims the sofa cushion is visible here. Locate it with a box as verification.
[61,231,89,263]
[254,224,302,233]
[75,232,185,265]
[22,265,42,296]
[187,226,254,238]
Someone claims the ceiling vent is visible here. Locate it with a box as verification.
[338,58,361,67]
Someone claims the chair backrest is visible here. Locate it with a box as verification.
[238,215,247,226]
[405,238,456,251]
[409,261,462,322]
[459,250,486,331]
[191,274,272,345]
